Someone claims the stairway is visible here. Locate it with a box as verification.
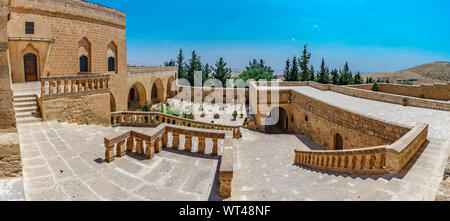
[13,94,43,124]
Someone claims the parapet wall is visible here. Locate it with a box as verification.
[348,83,450,101]
[10,0,126,27]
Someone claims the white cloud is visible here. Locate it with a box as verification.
[314,24,319,29]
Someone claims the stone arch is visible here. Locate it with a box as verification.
[334,133,344,150]
[78,37,91,72]
[107,41,118,73]
[21,43,40,81]
[128,82,147,110]
[167,75,176,98]
[150,78,165,104]
[265,106,289,134]
[110,92,117,113]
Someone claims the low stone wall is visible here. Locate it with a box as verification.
[177,86,249,103]
[42,92,110,125]
[386,124,429,173]
[0,132,22,177]
[349,83,450,101]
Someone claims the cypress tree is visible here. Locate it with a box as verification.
[354,72,363,84]
[317,58,330,84]
[291,56,300,81]
[331,69,339,85]
[186,51,202,86]
[177,49,185,79]
[283,59,291,81]
[309,65,315,81]
[211,57,232,87]
[299,45,311,81]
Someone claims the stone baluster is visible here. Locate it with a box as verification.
[374,153,384,169]
[212,138,218,155]
[77,80,82,92]
[198,137,206,154]
[55,80,60,94]
[135,138,144,155]
[105,78,109,88]
[184,135,192,152]
[172,133,180,150]
[41,81,46,95]
[116,139,126,157]
[83,80,88,91]
[355,155,363,170]
[71,80,76,92]
[162,132,168,148]
[64,80,69,93]
[145,140,155,159]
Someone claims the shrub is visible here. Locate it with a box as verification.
[232,110,238,117]
[418,94,425,99]
[211,120,215,124]
[244,117,248,122]
[142,100,151,112]
[160,103,165,113]
[372,82,379,91]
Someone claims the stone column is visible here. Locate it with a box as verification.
[212,138,218,155]
[105,145,115,163]
[172,133,180,150]
[135,138,143,155]
[116,140,126,157]
[145,141,154,159]
[64,80,69,93]
[154,137,161,153]
[219,171,232,197]
[162,132,168,148]
[126,136,134,152]
[184,135,192,152]
[198,137,206,154]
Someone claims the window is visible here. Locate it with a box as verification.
[25,22,34,34]
[80,56,88,72]
[108,57,115,72]
[305,115,309,122]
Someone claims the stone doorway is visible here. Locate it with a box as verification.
[334,133,343,150]
[24,53,38,82]
[265,107,288,134]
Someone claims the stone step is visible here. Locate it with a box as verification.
[15,111,41,119]
[14,101,38,108]
[16,116,43,124]
[13,96,37,103]
[14,94,37,99]
[14,106,38,113]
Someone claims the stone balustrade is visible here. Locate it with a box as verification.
[294,146,388,175]
[110,111,242,139]
[104,123,234,197]
[294,124,429,175]
[40,74,110,100]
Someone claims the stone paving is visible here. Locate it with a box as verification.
[18,121,222,201]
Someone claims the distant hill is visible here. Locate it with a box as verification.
[362,62,450,83]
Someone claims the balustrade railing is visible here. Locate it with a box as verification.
[294,146,387,175]
[40,74,110,99]
[110,111,242,139]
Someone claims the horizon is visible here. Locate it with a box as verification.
[89,0,450,73]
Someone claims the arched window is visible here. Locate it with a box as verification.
[108,57,115,72]
[80,55,88,72]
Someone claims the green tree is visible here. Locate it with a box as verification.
[211,57,232,86]
[331,69,339,85]
[317,58,330,84]
[202,63,211,84]
[282,59,291,81]
[353,72,363,84]
[338,62,353,85]
[177,49,186,79]
[185,50,202,86]
[164,59,176,66]
[239,68,276,82]
[245,59,274,74]
[299,45,312,81]
[309,65,315,81]
[291,56,300,81]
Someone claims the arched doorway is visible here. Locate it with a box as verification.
[24,53,38,81]
[151,79,164,104]
[80,55,88,72]
[128,82,146,111]
[334,133,344,150]
[265,107,288,134]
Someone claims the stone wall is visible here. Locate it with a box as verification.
[0,0,22,178]
[349,83,450,101]
[290,90,411,150]
[42,92,110,125]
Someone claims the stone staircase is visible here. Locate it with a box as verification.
[13,94,43,124]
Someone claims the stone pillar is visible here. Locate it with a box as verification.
[135,138,143,155]
[219,172,232,197]
[184,135,192,152]
[126,136,134,152]
[145,141,154,159]
[212,138,218,155]
[198,137,206,154]
[172,133,180,150]
[154,137,161,153]
[116,140,126,157]
[162,132,168,148]
[105,145,115,163]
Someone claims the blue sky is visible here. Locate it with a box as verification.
[90,0,450,73]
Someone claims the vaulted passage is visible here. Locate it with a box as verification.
[265,107,289,134]
[128,82,146,111]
